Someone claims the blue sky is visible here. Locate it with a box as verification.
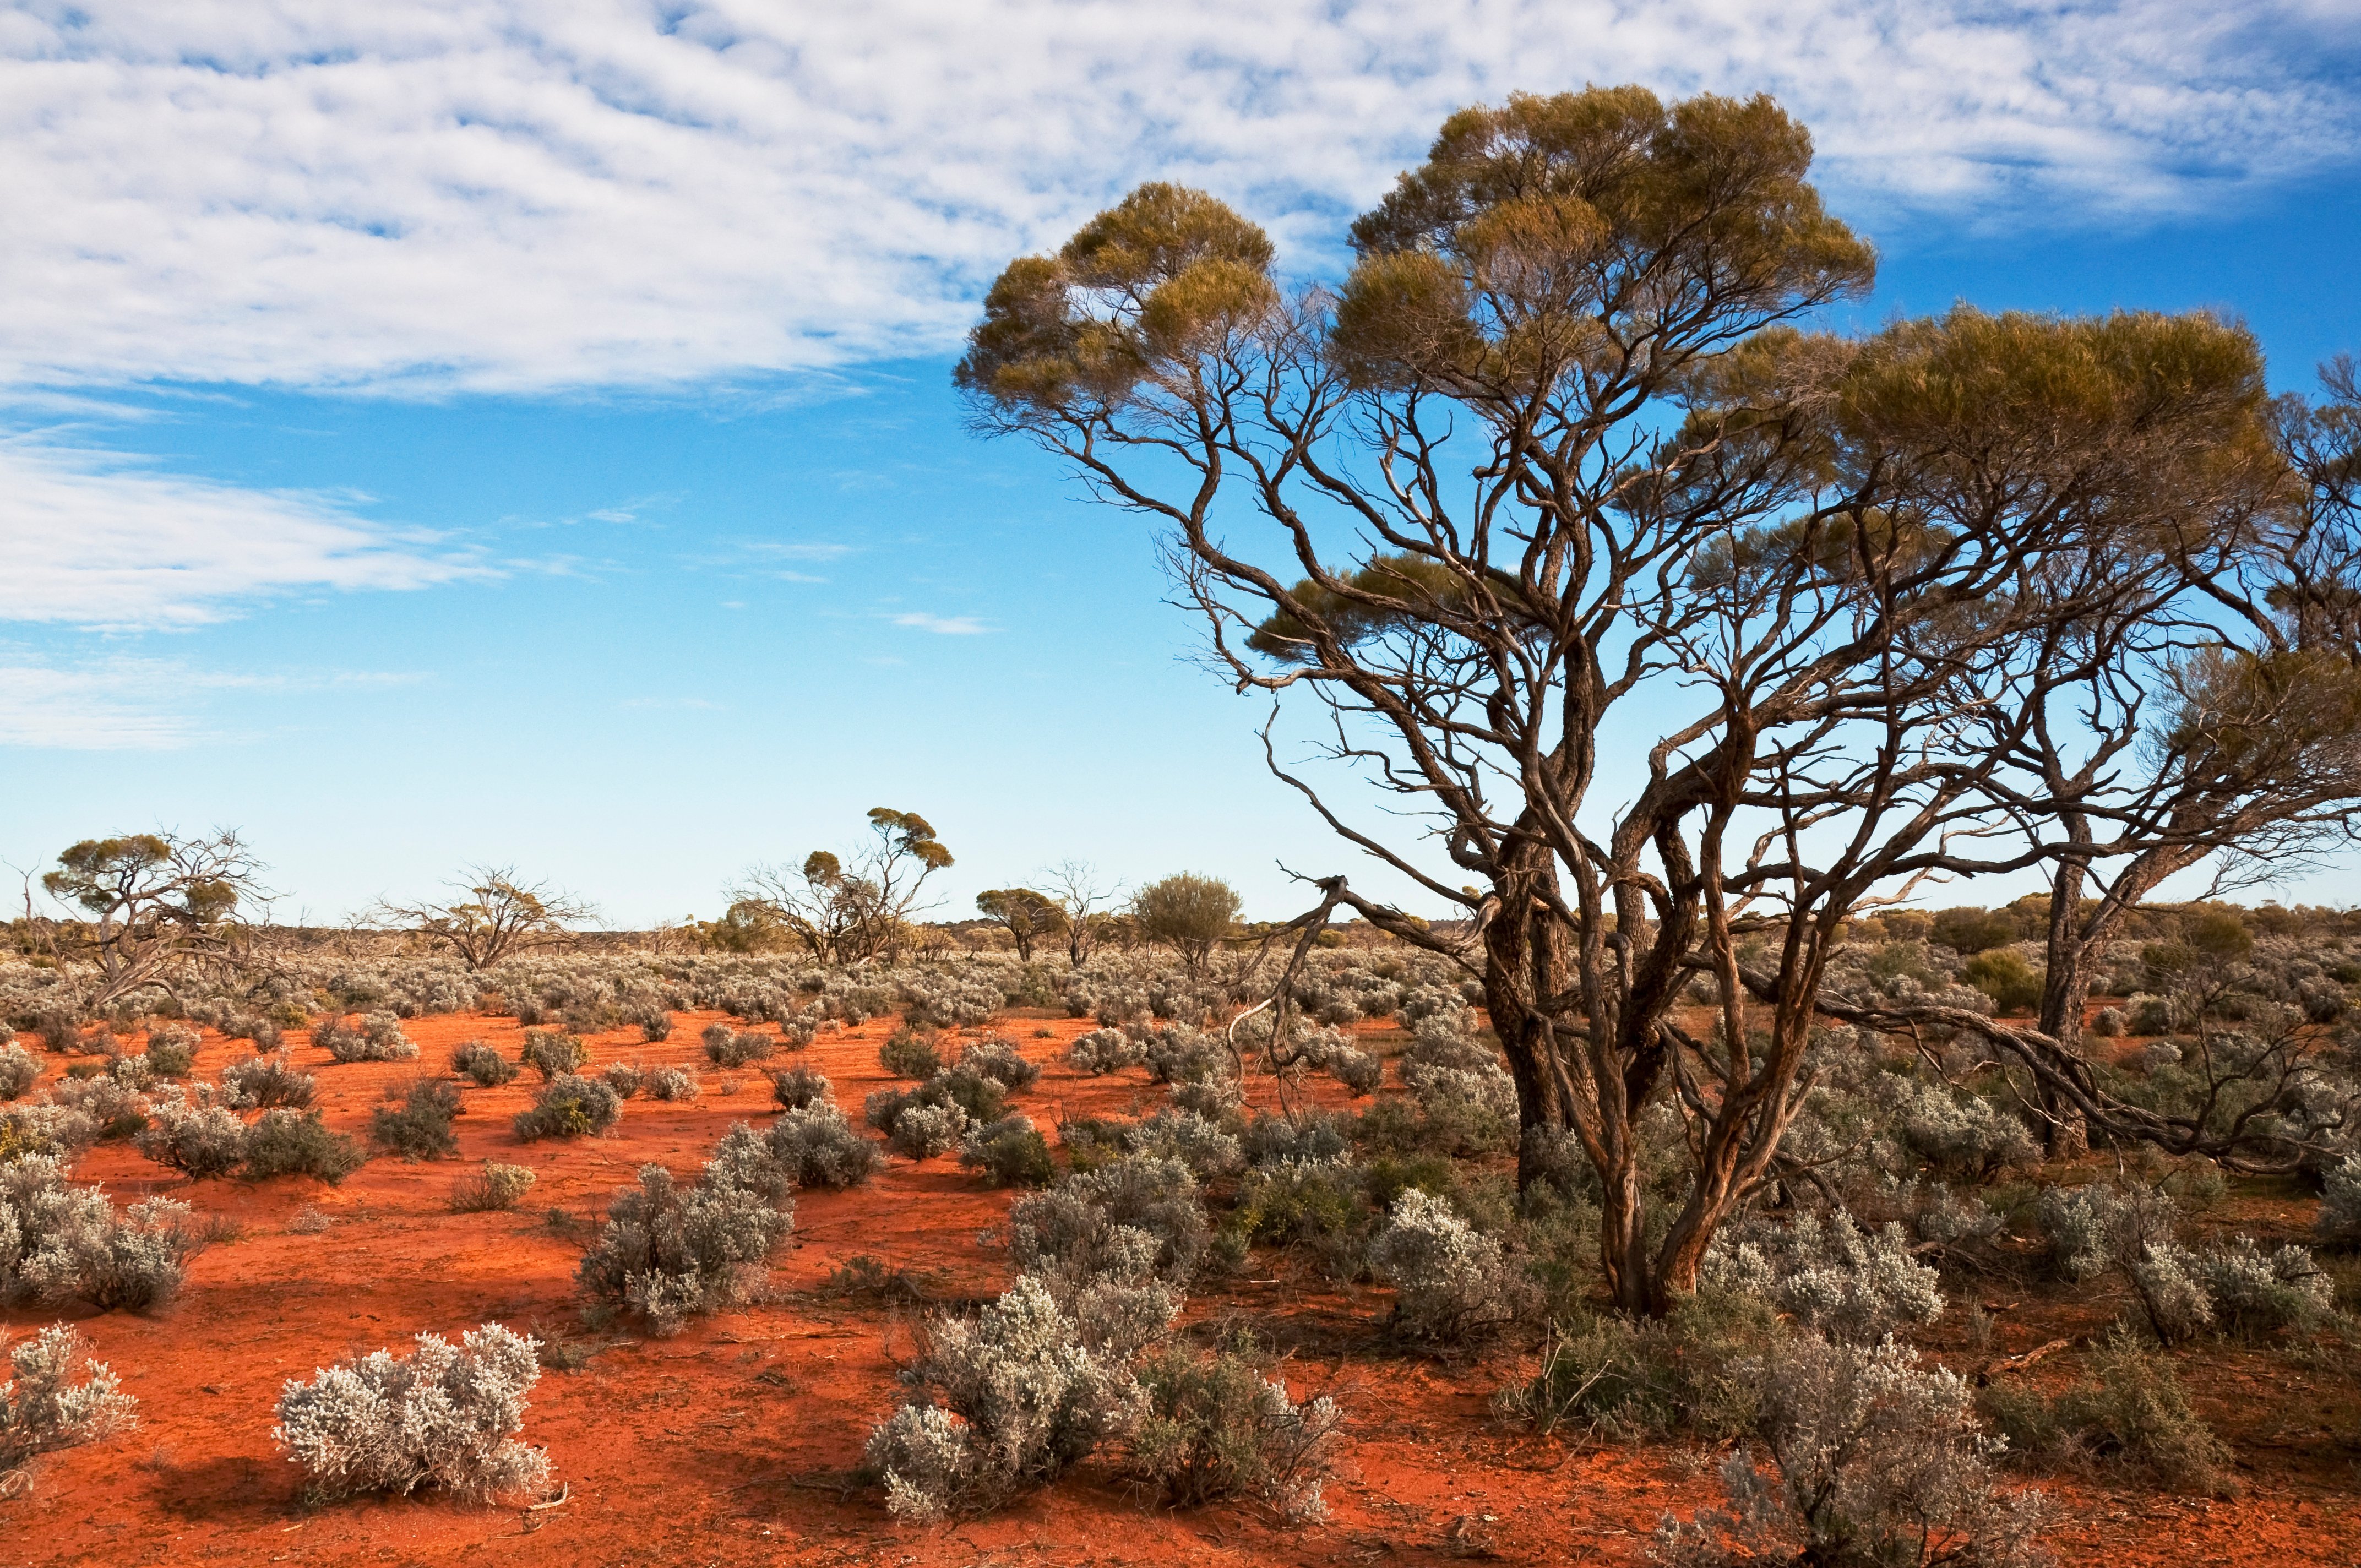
[6,1,2361,925]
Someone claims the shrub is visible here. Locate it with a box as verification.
[1126,1345,1341,1519]
[2319,1156,2361,1249]
[0,1156,196,1310]
[1497,1294,1783,1441]
[450,1040,518,1088]
[370,1079,464,1161]
[0,1044,36,1102]
[576,1153,793,1334]
[520,1030,588,1081]
[317,1013,418,1064]
[889,1101,971,1160]
[1241,1112,1351,1167]
[1655,1336,2047,1568]
[273,1324,551,1500]
[244,1110,369,1183]
[960,1115,1055,1188]
[0,1104,100,1168]
[601,1060,645,1098]
[134,1094,249,1179]
[451,1162,537,1213]
[1983,1324,2231,1495]
[958,1037,1042,1091]
[1962,949,2043,1015]
[46,1075,145,1141]
[2188,1235,2333,1336]
[1124,1107,1244,1179]
[865,1275,1144,1520]
[0,1324,139,1477]
[702,1023,775,1069]
[1011,1155,1210,1287]
[1880,1076,2039,1181]
[1068,1027,1146,1075]
[634,1007,673,1043]
[512,1075,622,1141]
[770,1065,832,1112]
[2090,1006,2127,1037]
[2034,1181,2176,1283]
[644,1066,700,1102]
[220,1052,317,1109]
[1369,1189,1530,1342]
[140,1025,200,1079]
[1699,1210,1945,1343]
[880,1027,944,1080]
[765,1103,884,1189]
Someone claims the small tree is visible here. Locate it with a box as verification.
[378,868,592,971]
[736,808,953,966]
[34,830,264,1009]
[1041,860,1122,968]
[976,888,1065,961]
[1130,874,1240,974]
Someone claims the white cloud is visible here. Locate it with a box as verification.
[0,655,421,748]
[1,1,2352,395]
[891,612,993,635]
[0,437,488,628]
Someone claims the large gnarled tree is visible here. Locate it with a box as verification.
[955,86,2292,1312]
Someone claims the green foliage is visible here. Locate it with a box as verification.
[1496,1293,1785,1440]
[1130,874,1241,972]
[369,1079,464,1161]
[243,1109,368,1184]
[513,1075,622,1142]
[519,1030,587,1081]
[1126,1342,1342,1517]
[1962,949,2043,1014]
[879,1027,944,1081]
[1931,907,2017,956]
[1982,1325,2233,1495]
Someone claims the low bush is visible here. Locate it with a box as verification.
[866,1274,1144,1520]
[576,1145,794,1334]
[889,1101,970,1160]
[1125,1344,1341,1519]
[134,1094,249,1179]
[370,1079,464,1161]
[1699,1210,1945,1343]
[601,1060,645,1098]
[702,1023,775,1069]
[0,1156,197,1310]
[0,1103,101,1168]
[244,1110,369,1183]
[2187,1235,2333,1337]
[644,1066,700,1102]
[450,1040,518,1088]
[1229,1158,1366,1269]
[46,1075,145,1141]
[959,1114,1055,1188]
[0,1043,37,1102]
[1368,1189,1531,1342]
[2318,1155,2361,1249]
[633,1006,673,1043]
[273,1324,551,1500]
[512,1075,622,1141]
[451,1161,537,1213]
[317,1014,418,1064]
[140,1025,200,1079]
[880,1027,944,1081]
[0,1324,140,1478]
[1497,1293,1784,1441]
[519,1030,588,1081]
[765,1103,884,1189]
[1068,1027,1146,1075]
[220,1052,317,1109]
[958,1037,1042,1092]
[1983,1324,2232,1495]
[1010,1156,1211,1287]
[770,1065,832,1112]
[1655,1336,2046,1568]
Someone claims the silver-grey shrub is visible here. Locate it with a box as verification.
[0,1044,40,1102]
[864,1274,1146,1520]
[2316,1155,2361,1248]
[889,1100,971,1160]
[765,1103,884,1189]
[1655,1336,2046,1568]
[1067,1027,1146,1075]
[2187,1235,2333,1336]
[643,1066,700,1102]
[273,1324,551,1500]
[134,1091,249,1180]
[317,1013,418,1064]
[1700,1210,1944,1344]
[512,1074,622,1141]
[1010,1155,1209,1286]
[1368,1189,1530,1342]
[220,1052,317,1109]
[1,1323,139,1476]
[575,1137,795,1335]
[959,1037,1042,1091]
[0,1156,196,1310]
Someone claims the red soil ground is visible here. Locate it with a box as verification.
[4,1009,2353,1566]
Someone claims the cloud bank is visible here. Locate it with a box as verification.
[4,0,2355,396]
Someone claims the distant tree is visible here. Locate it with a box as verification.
[1131,874,1241,974]
[975,888,1064,962]
[33,829,265,1008]
[693,900,792,954]
[1039,859,1122,968]
[379,868,594,971]
[737,808,953,966]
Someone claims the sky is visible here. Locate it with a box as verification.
[5,0,2361,927]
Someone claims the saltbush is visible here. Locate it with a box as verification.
[317,1013,418,1064]
[601,1060,645,1098]
[1126,1345,1341,1519]
[451,1161,537,1213]
[0,1156,196,1310]
[0,1043,36,1102]
[880,1027,945,1081]
[1368,1189,1529,1342]
[450,1040,518,1088]
[958,1037,1041,1092]
[765,1103,884,1189]
[273,1324,551,1500]
[2315,1155,2361,1249]
[770,1065,832,1112]
[889,1100,970,1160]
[644,1066,700,1102]
[1068,1027,1146,1075]
[243,1110,368,1184]
[1010,1156,1210,1287]
[575,1144,795,1334]
[0,1324,139,1477]
[370,1080,464,1161]
[959,1114,1055,1188]
[1655,1336,2046,1568]
[519,1030,588,1081]
[512,1075,622,1141]
[702,1023,775,1069]
[221,1052,317,1109]
[1699,1210,1945,1343]
[1983,1324,2231,1494]
[140,1025,200,1079]
[135,1093,249,1180]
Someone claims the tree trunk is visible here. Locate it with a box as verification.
[2038,863,2092,1158]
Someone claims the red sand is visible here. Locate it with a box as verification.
[4,1010,2352,1566]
